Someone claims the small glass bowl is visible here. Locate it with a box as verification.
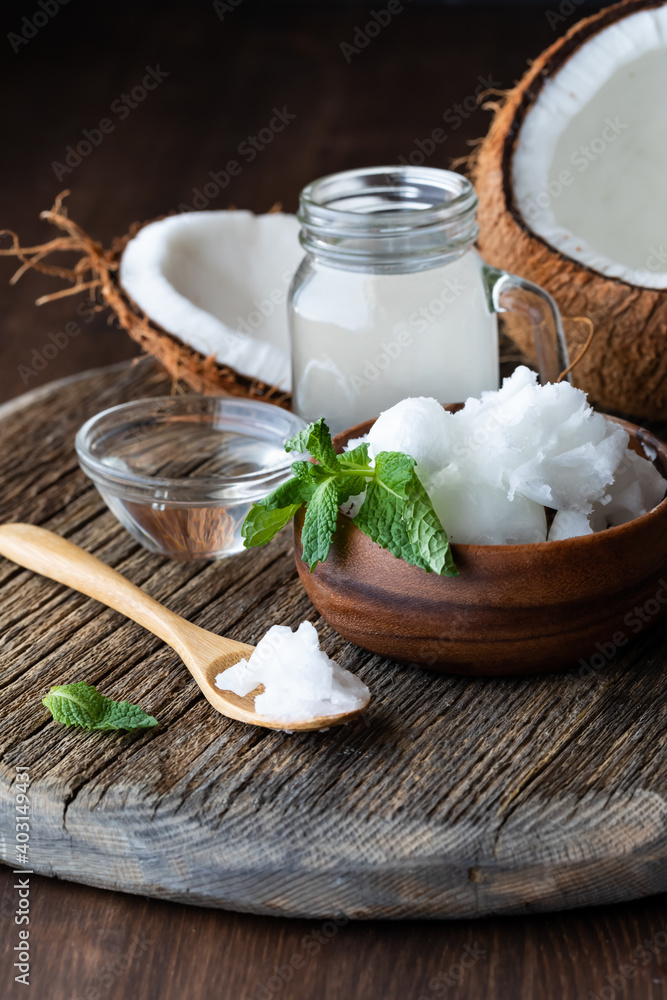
[75,396,306,560]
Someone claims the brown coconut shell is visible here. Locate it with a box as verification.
[474,0,667,420]
[0,194,292,408]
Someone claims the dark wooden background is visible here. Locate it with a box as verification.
[3,2,667,998]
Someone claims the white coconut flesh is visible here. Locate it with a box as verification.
[119,211,303,389]
[512,4,667,289]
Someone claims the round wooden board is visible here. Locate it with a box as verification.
[1,359,667,920]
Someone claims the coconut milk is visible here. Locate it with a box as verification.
[290,247,499,433]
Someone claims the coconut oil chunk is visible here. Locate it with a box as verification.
[214,621,370,723]
[362,366,667,543]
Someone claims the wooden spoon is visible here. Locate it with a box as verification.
[0,523,368,732]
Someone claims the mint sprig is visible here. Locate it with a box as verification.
[242,418,458,576]
[42,682,158,732]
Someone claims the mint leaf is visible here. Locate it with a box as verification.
[242,420,458,576]
[335,443,371,506]
[354,452,425,570]
[336,475,367,505]
[43,681,105,725]
[404,469,458,577]
[291,461,331,487]
[291,460,318,482]
[94,701,159,731]
[338,442,371,470]
[242,477,315,549]
[253,477,312,511]
[42,682,158,732]
[242,503,302,547]
[300,479,339,570]
[354,452,456,575]
[285,417,339,473]
[372,450,416,495]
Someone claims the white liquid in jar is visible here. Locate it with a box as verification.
[290,248,498,433]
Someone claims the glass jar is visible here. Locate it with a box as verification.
[289,166,568,433]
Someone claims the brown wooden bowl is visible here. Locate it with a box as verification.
[293,410,667,676]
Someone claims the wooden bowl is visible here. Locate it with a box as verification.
[294,411,667,676]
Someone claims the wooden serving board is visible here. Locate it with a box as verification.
[1,359,667,920]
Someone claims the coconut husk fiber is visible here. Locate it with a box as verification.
[474,0,667,421]
[0,192,292,408]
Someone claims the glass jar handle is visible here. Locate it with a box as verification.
[484,267,570,385]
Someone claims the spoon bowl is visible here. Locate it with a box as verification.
[0,523,367,731]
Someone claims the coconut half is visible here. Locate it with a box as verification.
[119,210,303,392]
[475,0,667,419]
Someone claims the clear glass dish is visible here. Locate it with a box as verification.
[75,396,306,560]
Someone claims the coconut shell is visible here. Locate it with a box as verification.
[474,0,667,420]
[0,198,292,408]
[110,217,293,407]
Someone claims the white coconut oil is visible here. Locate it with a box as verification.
[290,246,498,432]
[289,167,567,435]
[215,620,370,726]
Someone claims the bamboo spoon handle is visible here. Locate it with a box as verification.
[0,523,195,652]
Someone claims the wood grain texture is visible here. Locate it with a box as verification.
[1,866,667,1000]
[0,360,667,921]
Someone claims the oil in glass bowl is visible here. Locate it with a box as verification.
[76,396,306,560]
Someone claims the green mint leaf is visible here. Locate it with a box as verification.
[338,442,371,470]
[353,451,457,575]
[42,682,158,732]
[336,443,371,507]
[285,418,339,473]
[242,472,321,549]
[253,477,312,511]
[372,450,416,494]
[404,469,458,577]
[291,461,333,487]
[355,478,421,568]
[93,700,159,731]
[291,460,317,482]
[300,479,339,570]
[353,451,424,569]
[336,475,367,505]
[244,423,458,576]
[242,503,302,547]
[43,681,105,726]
